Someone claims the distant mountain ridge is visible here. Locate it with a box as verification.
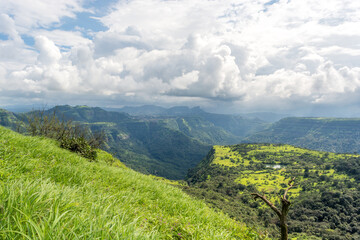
[105,105,202,116]
[108,105,269,144]
[105,105,167,115]
[245,117,360,153]
[241,112,291,123]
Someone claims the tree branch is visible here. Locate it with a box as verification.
[251,193,281,217]
[283,177,295,201]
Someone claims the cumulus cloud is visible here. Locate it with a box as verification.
[1,0,360,115]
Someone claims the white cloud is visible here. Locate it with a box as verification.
[0,14,22,43]
[0,0,84,30]
[0,0,360,115]
[32,30,92,49]
[35,36,62,65]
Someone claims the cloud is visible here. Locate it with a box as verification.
[32,30,92,49]
[0,0,360,115]
[0,0,84,30]
[0,14,22,43]
[35,36,62,65]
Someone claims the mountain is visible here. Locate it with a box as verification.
[242,112,291,123]
[106,105,167,116]
[0,125,265,239]
[150,106,268,145]
[185,143,360,239]
[245,117,360,153]
[107,105,269,142]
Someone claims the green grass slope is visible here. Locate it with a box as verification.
[245,117,360,153]
[0,126,265,239]
[186,144,360,239]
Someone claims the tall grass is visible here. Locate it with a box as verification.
[0,126,266,239]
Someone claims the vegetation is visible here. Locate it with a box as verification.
[185,143,360,239]
[0,126,266,239]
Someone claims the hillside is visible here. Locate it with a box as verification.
[0,108,23,130]
[0,126,266,239]
[185,143,360,239]
[245,117,360,153]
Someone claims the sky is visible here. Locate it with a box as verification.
[0,0,360,116]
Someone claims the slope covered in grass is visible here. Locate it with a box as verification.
[0,126,265,239]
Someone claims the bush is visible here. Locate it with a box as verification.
[26,108,105,160]
[60,137,97,161]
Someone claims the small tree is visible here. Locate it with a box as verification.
[251,177,295,240]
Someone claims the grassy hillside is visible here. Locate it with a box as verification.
[245,117,360,153]
[185,143,360,239]
[0,126,266,239]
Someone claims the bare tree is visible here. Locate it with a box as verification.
[252,177,295,240]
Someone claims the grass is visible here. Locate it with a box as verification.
[0,126,264,239]
[212,146,247,167]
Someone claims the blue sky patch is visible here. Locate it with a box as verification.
[0,33,9,41]
[84,0,117,14]
[60,12,108,36]
[21,35,35,46]
[265,0,280,6]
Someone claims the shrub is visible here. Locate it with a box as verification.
[26,108,105,160]
[60,137,97,161]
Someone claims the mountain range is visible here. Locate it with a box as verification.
[245,117,360,154]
